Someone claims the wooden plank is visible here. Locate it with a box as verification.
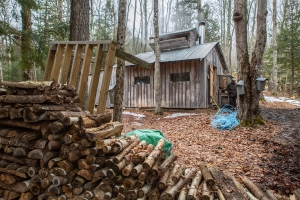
[69,44,84,87]
[124,65,129,107]
[182,61,186,108]
[186,62,191,108]
[97,44,116,113]
[78,44,94,108]
[59,44,75,84]
[51,44,65,82]
[44,44,57,81]
[191,60,197,108]
[86,44,104,113]
[210,63,214,103]
[161,63,166,107]
[115,49,150,69]
[51,40,114,45]
[140,67,145,107]
[130,66,133,107]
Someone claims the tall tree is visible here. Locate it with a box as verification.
[270,0,278,93]
[113,0,127,122]
[153,0,162,115]
[233,0,267,125]
[132,0,137,54]
[70,0,89,41]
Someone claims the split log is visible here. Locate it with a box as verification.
[0,173,22,184]
[6,129,22,138]
[241,176,269,200]
[38,168,49,179]
[57,160,75,172]
[28,166,38,177]
[20,191,34,200]
[61,134,72,144]
[3,190,20,200]
[47,185,62,196]
[85,122,124,141]
[164,168,197,199]
[53,176,68,186]
[158,168,170,191]
[116,193,125,200]
[9,107,23,119]
[48,121,65,134]
[0,167,28,178]
[125,190,137,200]
[0,95,50,104]
[0,152,38,167]
[84,191,94,199]
[43,152,60,164]
[29,182,41,195]
[57,111,87,123]
[48,157,63,168]
[86,155,95,165]
[32,104,81,112]
[48,133,64,141]
[159,154,177,173]
[142,139,165,171]
[115,175,124,185]
[79,113,111,128]
[93,167,108,178]
[0,107,9,118]
[96,138,119,149]
[78,159,89,170]
[150,160,160,177]
[113,138,140,163]
[22,132,41,142]
[28,149,43,159]
[199,162,215,187]
[187,170,202,200]
[67,149,81,162]
[107,169,116,179]
[138,171,148,181]
[51,168,67,176]
[13,147,28,157]
[72,176,86,187]
[77,169,92,180]
[210,167,244,199]
[6,162,21,170]
[48,140,62,150]
[41,179,50,190]
[72,186,84,195]
[80,138,93,148]
[0,160,9,168]
[136,180,145,189]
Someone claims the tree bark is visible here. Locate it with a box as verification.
[270,0,278,93]
[241,176,269,200]
[153,0,162,115]
[69,0,89,41]
[187,170,202,200]
[233,0,267,125]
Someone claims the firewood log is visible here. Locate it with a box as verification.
[0,95,50,104]
[81,138,93,148]
[178,185,187,200]
[48,133,64,141]
[67,149,81,162]
[0,136,48,150]
[146,174,160,185]
[77,169,92,180]
[53,176,68,186]
[4,146,15,154]
[48,157,63,168]
[158,168,170,191]
[3,190,20,200]
[57,194,67,200]
[138,171,148,181]
[137,184,151,198]
[78,159,89,170]
[200,162,214,187]
[57,111,87,123]
[88,164,101,173]
[135,180,145,189]
[43,152,60,164]
[96,138,119,149]
[0,173,22,184]
[29,182,41,195]
[57,160,75,172]
[13,147,28,157]
[113,138,140,163]
[216,186,226,200]
[6,129,22,138]
[0,179,32,193]
[72,176,86,187]
[6,162,21,170]
[84,122,124,141]
[0,152,38,167]
[0,81,57,89]
[111,135,137,153]
[79,113,111,128]
[116,193,125,200]
[20,191,34,200]
[48,140,62,150]
[159,154,177,173]
[41,179,50,190]
[47,185,62,196]
[107,169,117,179]
[202,182,211,200]
[241,176,269,200]
[61,134,72,144]
[93,167,108,178]
[131,164,143,177]
[142,139,164,171]
[187,170,202,200]
[122,163,134,177]
[23,132,41,142]
[0,160,9,168]
[164,168,197,199]
[210,167,244,199]
[9,107,23,119]
[112,159,127,174]
[51,167,67,176]
[48,121,65,134]
[38,168,48,179]
[28,166,38,177]
[84,191,94,199]
[123,177,137,190]
[32,104,81,112]
[72,186,84,195]
[37,193,47,200]
[0,107,9,118]
[150,160,160,177]
[28,149,43,159]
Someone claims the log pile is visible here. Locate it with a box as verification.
[0,81,282,200]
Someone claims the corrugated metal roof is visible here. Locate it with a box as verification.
[126,42,218,66]
[149,27,198,39]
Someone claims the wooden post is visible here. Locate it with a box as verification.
[59,44,75,84]
[86,44,104,113]
[97,44,116,114]
[51,44,66,82]
[78,44,94,108]
[69,44,84,87]
[44,44,57,81]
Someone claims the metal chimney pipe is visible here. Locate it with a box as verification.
[198,22,206,44]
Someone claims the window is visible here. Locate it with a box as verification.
[170,72,190,82]
[134,76,150,84]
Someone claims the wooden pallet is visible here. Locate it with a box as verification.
[43,41,149,114]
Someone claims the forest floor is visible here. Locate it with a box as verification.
[117,93,300,198]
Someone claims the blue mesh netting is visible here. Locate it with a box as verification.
[211,104,240,130]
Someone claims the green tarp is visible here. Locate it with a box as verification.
[125,129,173,154]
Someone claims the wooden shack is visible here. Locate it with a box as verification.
[123,27,229,108]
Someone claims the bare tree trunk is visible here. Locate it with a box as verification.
[225,0,232,71]
[165,0,173,33]
[233,0,267,126]
[57,0,63,22]
[69,0,90,41]
[139,0,144,50]
[153,0,162,115]
[270,0,278,93]
[132,0,137,54]
[161,1,165,33]
[143,0,148,52]
[113,0,127,122]
[249,0,257,53]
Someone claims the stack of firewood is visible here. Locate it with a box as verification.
[0,81,281,200]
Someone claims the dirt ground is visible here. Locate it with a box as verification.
[116,99,300,197]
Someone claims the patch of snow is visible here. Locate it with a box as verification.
[264,95,300,107]
[164,113,198,119]
[132,121,143,126]
[122,111,146,120]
